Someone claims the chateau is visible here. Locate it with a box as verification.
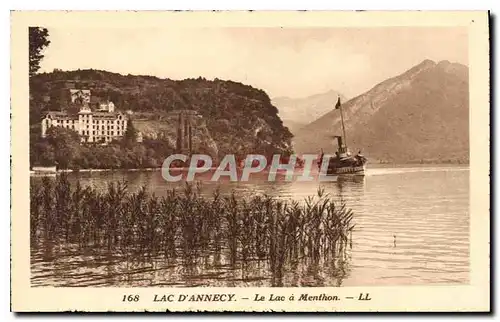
[41,89,129,143]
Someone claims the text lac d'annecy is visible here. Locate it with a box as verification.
[152,293,342,302]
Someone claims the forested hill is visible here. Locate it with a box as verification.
[29,69,293,159]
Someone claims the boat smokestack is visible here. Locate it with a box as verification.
[335,136,343,149]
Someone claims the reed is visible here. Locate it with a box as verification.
[30,173,355,279]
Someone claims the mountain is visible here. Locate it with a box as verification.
[272,90,347,134]
[29,70,293,159]
[293,60,469,163]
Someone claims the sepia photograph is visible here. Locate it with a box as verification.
[11,10,490,312]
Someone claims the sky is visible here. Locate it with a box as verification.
[39,27,468,99]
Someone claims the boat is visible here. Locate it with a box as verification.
[318,97,368,176]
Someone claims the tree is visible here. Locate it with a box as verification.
[29,27,50,77]
[45,127,81,169]
[124,119,137,146]
[49,87,71,111]
[31,140,55,167]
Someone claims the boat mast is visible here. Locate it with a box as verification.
[338,97,347,149]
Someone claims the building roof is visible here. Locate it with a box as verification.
[69,89,91,94]
[43,110,126,120]
[92,111,127,120]
[93,111,125,116]
[44,111,79,120]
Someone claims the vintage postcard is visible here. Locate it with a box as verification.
[11,11,490,312]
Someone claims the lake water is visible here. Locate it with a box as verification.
[30,165,469,287]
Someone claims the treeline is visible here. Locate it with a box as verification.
[30,70,273,113]
[30,125,174,170]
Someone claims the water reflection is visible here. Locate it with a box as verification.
[31,246,353,287]
[59,170,369,202]
[31,166,470,287]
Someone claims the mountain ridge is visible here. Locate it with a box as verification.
[293,59,469,163]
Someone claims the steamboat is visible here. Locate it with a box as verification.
[318,97,368,176]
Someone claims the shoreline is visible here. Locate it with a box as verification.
[30,167,162,175]
[59,167,161,173]
[29,163,470,177]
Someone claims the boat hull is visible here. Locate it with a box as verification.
[327,164,366,176]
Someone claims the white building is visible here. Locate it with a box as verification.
[98,101,115,112]
[41,90,128,144]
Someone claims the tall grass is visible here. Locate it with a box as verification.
[30,173,355,281]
